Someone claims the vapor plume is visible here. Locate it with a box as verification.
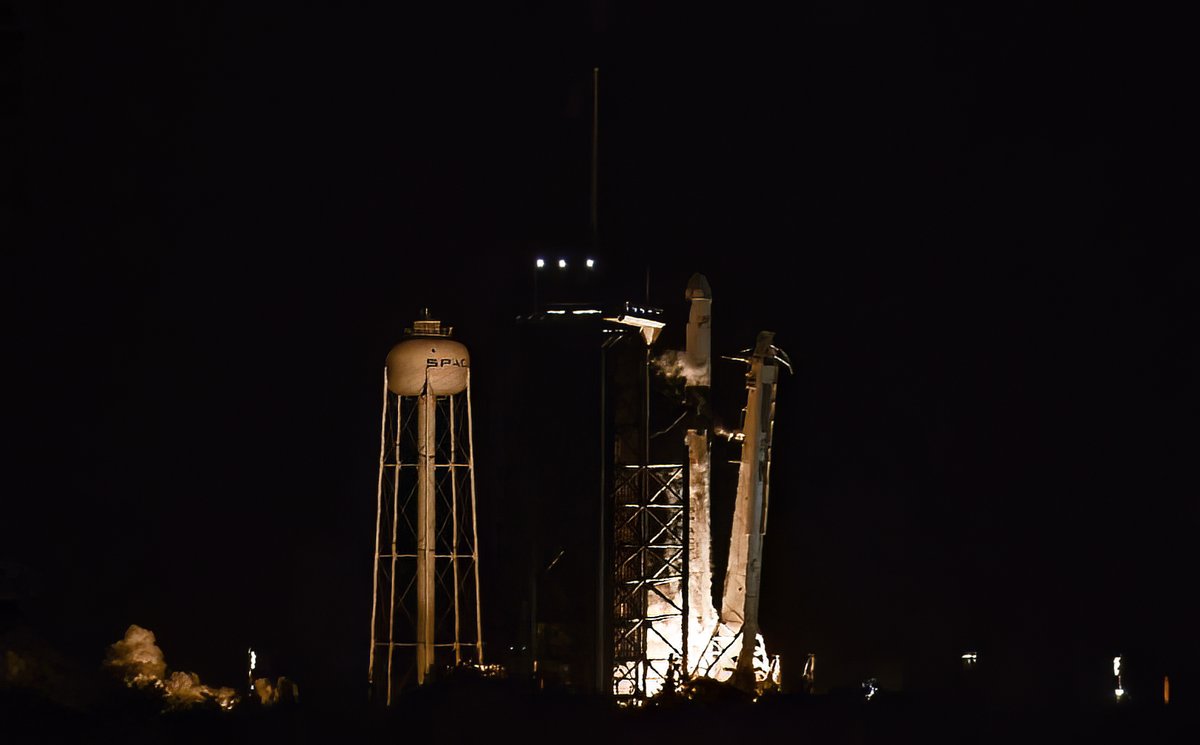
[162,671,238,710]
[103,624,166,688]
[104,625,239,711]
[652,350,708,389]
[253,676,299,706]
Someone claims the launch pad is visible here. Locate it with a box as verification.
[369,272,789,703]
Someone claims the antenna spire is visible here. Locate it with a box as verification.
[590,66,600,244]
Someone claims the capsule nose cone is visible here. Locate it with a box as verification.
[685,273,712,300]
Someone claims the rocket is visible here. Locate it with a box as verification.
[684,274,715,668]
[722,331,784,691]
[680,274,789,694]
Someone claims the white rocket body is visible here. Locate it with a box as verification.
[684,275,716,668]
[721,332,779,690]
[690,328,782,693]
[684,274,712,387]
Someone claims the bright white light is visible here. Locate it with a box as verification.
[962,652,978,663]
[1113,656,1121,677]
[249,649,256,671]
[1115,688,1125,699]
[546,309,566,315]
[558,259,567,268]
[572,309,601,315]
[864,680,878,701]
[586,258,595,268]
[536,258,545,268]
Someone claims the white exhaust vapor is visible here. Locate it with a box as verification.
[162,670,238,711]
[104,625,239,711]
[103,624,166,689]
[651,349,710,390]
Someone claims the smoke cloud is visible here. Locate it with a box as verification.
[104,625,239,711]
[253,676,299,706]
[162,671,238,710]
[104,624,166,688]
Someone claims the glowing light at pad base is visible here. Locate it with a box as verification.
[1113,655,1124,701]
[800,653,815,692]
[863,678,878,701]
[692,626,775,689]
[248,648,257,691]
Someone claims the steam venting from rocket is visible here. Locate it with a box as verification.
[651,349,710,391]
[104,625,239,711]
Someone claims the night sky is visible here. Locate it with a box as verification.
[5,2,1196,709]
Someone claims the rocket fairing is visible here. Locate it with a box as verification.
[684,273,712,390]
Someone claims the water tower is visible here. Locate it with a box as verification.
[368,310,484,704]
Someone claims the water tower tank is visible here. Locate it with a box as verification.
[385,314,469,395]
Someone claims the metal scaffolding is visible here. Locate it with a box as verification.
[611,462,687,698]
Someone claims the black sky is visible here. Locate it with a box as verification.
[5,1,1197,707]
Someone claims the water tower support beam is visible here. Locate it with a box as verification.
[467,371,485,663]
[416,378,437,684]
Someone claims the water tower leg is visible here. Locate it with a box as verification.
[417,383,437,683]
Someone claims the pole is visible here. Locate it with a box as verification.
[590,66,599,240]
[641,339,651,696]
[466,370,484,663]
[416,375,437,684]
[385,394,403,704]
[450,393,461,665]
[596,343,607,694]
[368,368,388,699]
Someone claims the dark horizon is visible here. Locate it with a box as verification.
[4,1,1196,711]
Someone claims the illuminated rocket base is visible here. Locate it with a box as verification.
[693,627,776,687]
